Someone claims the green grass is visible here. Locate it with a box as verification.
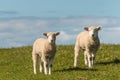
[0,44,120,80]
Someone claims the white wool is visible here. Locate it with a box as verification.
[74,26,102,68]
[32,32,60,75]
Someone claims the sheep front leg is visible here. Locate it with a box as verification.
[48,58,53,75]
[91,53,96,66]
[84,51,88,66]
[88,54,92,68]
[43,61,48,75]
[32,54,37,74]
[74,46,80,67]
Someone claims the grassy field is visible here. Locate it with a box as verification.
[0,44,120,80]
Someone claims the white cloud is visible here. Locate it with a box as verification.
[100,30,120,44]
[57,31,76,44]
[73,29,79,32]
[0,11,18,15]
[58,31,73,41]
[0,32,13,40]
[0,17,120,47]
[105,27,120,31]
[0,19,50,47]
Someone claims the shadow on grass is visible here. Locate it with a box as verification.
[54,59,120,72]
[54,67,98,72]
[96,58,120,65]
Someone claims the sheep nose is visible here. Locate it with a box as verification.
[51,40,54,42]
[92,34,94,37]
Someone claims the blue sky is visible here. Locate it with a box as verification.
[0,0,120,47]
[1,0,120,17]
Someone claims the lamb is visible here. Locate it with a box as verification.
[74,26,102,68]
[32,32,60,75]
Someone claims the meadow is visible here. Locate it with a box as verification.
[0,44,120,80]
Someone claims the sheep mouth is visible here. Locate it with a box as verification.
[92,35,97,38]
[50,40,55,44]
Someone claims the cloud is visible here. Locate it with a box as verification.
[0,11,18,15]
[99,26,120,44]
[0,19,47,47]
[0,16,120,47]
[57,31,77,44]
[105,27,120,31]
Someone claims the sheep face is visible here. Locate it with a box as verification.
[43,32,60,43]
[84,26,102,38]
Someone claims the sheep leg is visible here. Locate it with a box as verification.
[74,46,80,67]
[88,54,92,68]
[40,61,44,73]
[32,54,37,74]
[91,53,96,66]
[48,58,53,75]
[84,51,88,66]
[43,60,48,75]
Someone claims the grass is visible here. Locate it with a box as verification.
[0,44,120,80]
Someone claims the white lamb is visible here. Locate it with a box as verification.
[74,26,102,68]
[32,32,60,75]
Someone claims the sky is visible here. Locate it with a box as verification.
[0,0,120,47]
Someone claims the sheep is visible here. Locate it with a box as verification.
[32,32,60,75]
[74,26,102,68]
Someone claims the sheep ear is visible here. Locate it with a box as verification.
[56,32,60,36]
[97,26,102,30]
[84,27,88,31]
[43,33,47,37]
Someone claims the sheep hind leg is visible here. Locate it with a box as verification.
[74,46,80,67]
[32,54,38,74]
